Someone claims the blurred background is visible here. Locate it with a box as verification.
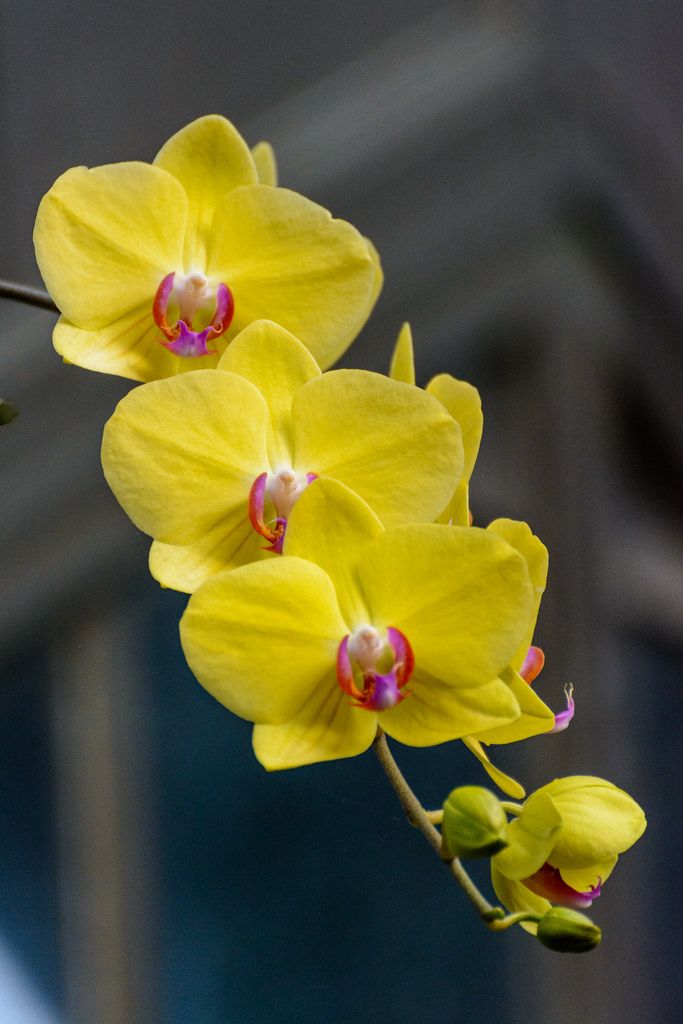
[0,1,681,1022]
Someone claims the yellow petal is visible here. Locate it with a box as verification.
[380,671,519,746]
[491,866,549,932]
[558,860,618,893]
[284,478,382,627]
[53,306,186,383]
[389,323,416,386]
[180,557,347,724]
[291,370,463,527]
[461,737,526,799]
[218,320,320,467]
[365,237,384,308]
[493,792,563,880]
[360,525,534,689]
[101,370,269,544]
[487,519,548,672]
[470,665,554,745]
[206,184,376,369]
[252,669,377,769]
[251,141,278,187]
[154,114,258,267]
[537,777,647,869]
[34,162,187,330]
[149,514,271,593]
[427,373,482,484]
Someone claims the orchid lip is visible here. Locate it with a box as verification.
[520,645,545,685]
[523,862,602,909]
[336,626,414,712]
[248,470,318,553]
[153,272,234,357]
[551,684,575,733]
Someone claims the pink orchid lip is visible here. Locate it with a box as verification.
[336,626,414,712]
[248,471,318,554]
[153,272,234,357]
[550,684,575,733]
[523,862,602,909]
[519,646,575,733]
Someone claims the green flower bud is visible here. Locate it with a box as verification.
[0,400,18,425]
[441,786,508,860]
[536,907,602,953]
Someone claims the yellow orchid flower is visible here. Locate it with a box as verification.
[102,320,464,593]
[180,478,536,770]
[34,114,379,382]
[491,777,646,931]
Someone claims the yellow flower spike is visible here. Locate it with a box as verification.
[35,114,379,381]
[491,776,646,929]
[181,478,536,769]
[251,141,278,187]
[103,321,464,592]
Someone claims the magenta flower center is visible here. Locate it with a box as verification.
[248,469,318,553]
[153,271,234,357]
[523,862,602,909]
[337,625,414,712]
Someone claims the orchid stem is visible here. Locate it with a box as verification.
[0,279,58,312]
[372,729,503,927]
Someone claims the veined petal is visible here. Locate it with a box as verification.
[102,370,269,544]
[491,866,549,932]
[462,737,526,799]
[206,184,377,369]
[493,792,563,880]
[154,115,258,267]
[180,557,347,724]
[538,777,647,869]
[292,371,463,527]
[218,320,320,467]
[34,162,187,330]
[149,513,270,593]
[559,860,618,892]
[389,323,416,386]
[251,141,278,187]
[285,479,382,627]
[252,669,377,770]
[487,519,548,672]
[426,373,483,485]
[470,665,555,745]
[360,525,534,688]
[380,671,519,746]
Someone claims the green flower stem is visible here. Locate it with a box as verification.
[372,729,504,927]
[486,911,541,932]
[424,809,444,824]
[500,801,524,816]
[0,279,58,312]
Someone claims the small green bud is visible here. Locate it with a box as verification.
[0,400,18,425]
[441,786,508,860]
[536,907,602,953]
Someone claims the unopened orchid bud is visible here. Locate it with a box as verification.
[536,907,602,953]
[441,786,508,860]
[0,400,18,425]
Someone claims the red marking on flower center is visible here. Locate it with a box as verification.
[248,470,318,554]
[336,627,414,711]
[523,862,602,909]
[520,645,545,685]
[152,272,234,357]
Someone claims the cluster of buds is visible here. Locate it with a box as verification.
[33,113,646,950]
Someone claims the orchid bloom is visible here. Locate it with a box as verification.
[34,115,380,381]
[179,478,537,770]
[491,777,646,931]
[101,321,464,593]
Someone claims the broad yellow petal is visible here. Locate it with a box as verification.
[34,162,187,329]
[180,557,347,724]
[102,370,268,544]
[253,670,377,770]
[154,114,258,267]
[149,513,271,593]
[493,792,562,880]
[462,737,526,799]
[491,866,549,931]
[427,373,482,484]
[251,141,278,187]
[285,478,383,627]
[360,525,534,689]
[538,777,647,869]
[380,671,519,746]
[206,184,376,369]
[487,519,548,672]
[218,320,320,467]
[389,323,416,385]
[53,306,185,382]
[471,666,554,745]
[292,371,463,527]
